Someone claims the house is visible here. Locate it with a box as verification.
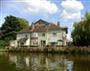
[11,19,68,47]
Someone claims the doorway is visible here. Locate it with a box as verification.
[41,40,46,47]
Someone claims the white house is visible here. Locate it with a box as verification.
[10,19,68,47]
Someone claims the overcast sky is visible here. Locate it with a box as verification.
[0,0,90,40]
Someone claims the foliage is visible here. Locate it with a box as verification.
[71,12,90,46]
[0,15,29,42]
[0,40,8,48]
[18,18,29,29]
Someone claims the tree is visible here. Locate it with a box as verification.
[18,18,29,29]
[0,15,29,42]
[71,12,90,46]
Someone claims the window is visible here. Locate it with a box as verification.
[50,42,57,46]
[32,33,38,37]
[25,35,28,38]
[53,33,57,36]
[58,40,63,41]
[42,33,45,36]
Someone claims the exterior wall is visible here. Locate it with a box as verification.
[17,33,30,46]
[62,31,67,46]
[10,40,17,47]
[38,32,47,47]
[31,32,38,37]
[30,33,38,46]
[15,30,67,47]
[37,30,67,46]
[46,30,64,46]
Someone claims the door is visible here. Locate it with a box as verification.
[41,40,46,47]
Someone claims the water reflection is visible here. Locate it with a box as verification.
[8,53,73,71]
[0,52,90,71]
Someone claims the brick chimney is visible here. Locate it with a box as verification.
[32,22,35,29]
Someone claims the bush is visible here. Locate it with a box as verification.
[0,40,8,48]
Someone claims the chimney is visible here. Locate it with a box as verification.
[57,21,60,26]
[32,22,35,29]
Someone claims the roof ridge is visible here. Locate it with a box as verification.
[33,19,50,25]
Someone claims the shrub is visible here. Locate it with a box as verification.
[0,40,8,48]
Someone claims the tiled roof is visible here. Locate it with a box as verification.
[31,25,47,32]
[19,28,32,33]
[33,19,50,25]
[47,24,61,31]
[19,19,68,33]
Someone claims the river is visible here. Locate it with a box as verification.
[0,52,90,71]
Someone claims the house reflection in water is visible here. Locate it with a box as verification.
[64,59,73,71]
[8,53,73,71]
[25,57,29,67]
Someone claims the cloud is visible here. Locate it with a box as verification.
[18,0,58,14]
[61,0,84,20]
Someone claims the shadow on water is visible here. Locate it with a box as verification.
[0,52,90,71]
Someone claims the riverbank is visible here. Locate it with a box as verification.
[0,47,90,54]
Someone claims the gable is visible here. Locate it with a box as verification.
[33,19,50,26]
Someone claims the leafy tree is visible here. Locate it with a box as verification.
[18,18,29,29]
[71,12,90,46]
[0,15,29,42]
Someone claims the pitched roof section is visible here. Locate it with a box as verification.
[19,28,31,33]
[33,19,50,25]
[19,19,68,33]
[31,25,47,32]
[47,24,61,31]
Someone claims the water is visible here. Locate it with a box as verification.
[0,52,90,71]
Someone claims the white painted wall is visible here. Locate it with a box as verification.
[17,33,30,46]
[10,40,17,47]
[47,30,64,45]
[15,30,67,47]
[31,32,38,37]
[38,32,47,46]
[37,30,67,46]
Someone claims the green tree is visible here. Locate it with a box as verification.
[18,18,29,29]
[0,15,29,42]
[71,12,90,46]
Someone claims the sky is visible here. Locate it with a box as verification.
[0,0,90,40]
